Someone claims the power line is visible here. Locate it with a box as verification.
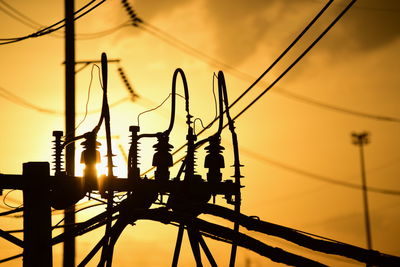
[122,3,400,124]
[238,145,400,196]
[137,0,353,177]
[0,0,130,40]
[0,0,106,45]
[169,0,358,162]
[0,2,39,29]
[276,88,400,123]
[0,86,130,115]
[227,0,357,125]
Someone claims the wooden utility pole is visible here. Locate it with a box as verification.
[23,162,52,267]
[64,0,76,266]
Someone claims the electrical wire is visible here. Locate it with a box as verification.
[139,0,332,111]
[75,22,131,40]
[75,64,100,131]
[136,93,185,127]
[0,2,39,29]
[276,88,400,123]
[0,0,130,40]
[238,145,400,196]
[0,0,106,45]
[0,86,61,114]
[142,0,356,177]
[124,2,400,124]
[0,86,129,116]
[225,0,358,127]
[2,190,22,209]
[53,202,106,228]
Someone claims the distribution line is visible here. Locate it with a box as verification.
[0,0,130,40]
[0,86,130,115]
[138,0,336,176]
[136,10,400,124]
[238,144,400,196]
[0,0,106,45]
[225,0,357,126]
[160,0,358,163]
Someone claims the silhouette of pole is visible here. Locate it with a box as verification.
[351,132,372,254]
[64,0,76,266]
[23,162,52,267]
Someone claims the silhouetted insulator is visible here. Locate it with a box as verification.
[128,126,141,180]
[52,131,64,175]
[120,0,142,27]
[118,67,138,101]
[80,132,101,191]
[152,134,173,182]
[204,135,225,183]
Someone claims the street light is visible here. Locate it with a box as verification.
[351,131,373,253]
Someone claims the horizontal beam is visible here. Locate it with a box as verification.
[0,174,238,195]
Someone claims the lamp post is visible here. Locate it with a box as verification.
[351,132,372,254]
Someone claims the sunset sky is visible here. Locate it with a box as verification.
[0,0,399,266]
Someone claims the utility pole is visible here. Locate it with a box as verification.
[351,132,373,256]
[23,162,52,267]
[64,0,76,266]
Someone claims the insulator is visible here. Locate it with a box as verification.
[152,134,173,182]
[80,138,101,164]
[80,132,101,191]
[118,67,138,99]
[52,131,64,175]
[128,125,141,180]
[204,135,225,183]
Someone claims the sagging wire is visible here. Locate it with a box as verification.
[75,64,102,132]
[225,0,358,126]
[138,0,336,176]
[0,0,107,45]
[136,94,171,127]
[53,202,106,228]
[136,93,185,127]
[2,190,22,209]
[0,0,130,40]
[193,72,219,135]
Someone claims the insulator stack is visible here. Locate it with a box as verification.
[204,135,225,183]
[52,131,64,176]
[152,133,173,182]
[120,0,143,26]
[80,132,101,190]
[128,126,140,181]
[117,67,138,100]
[184,126,201,182]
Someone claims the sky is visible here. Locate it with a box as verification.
[0,0,399,266]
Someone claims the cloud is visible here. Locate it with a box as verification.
[320,0,400,54]
[134,0,192,20]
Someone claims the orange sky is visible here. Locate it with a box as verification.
[0,0,399,266]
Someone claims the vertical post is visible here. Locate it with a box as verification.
[64,0,76,266]
[23,162,52,267]
[351,132,373,253]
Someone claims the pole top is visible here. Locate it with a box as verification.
[351,131,369,145]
